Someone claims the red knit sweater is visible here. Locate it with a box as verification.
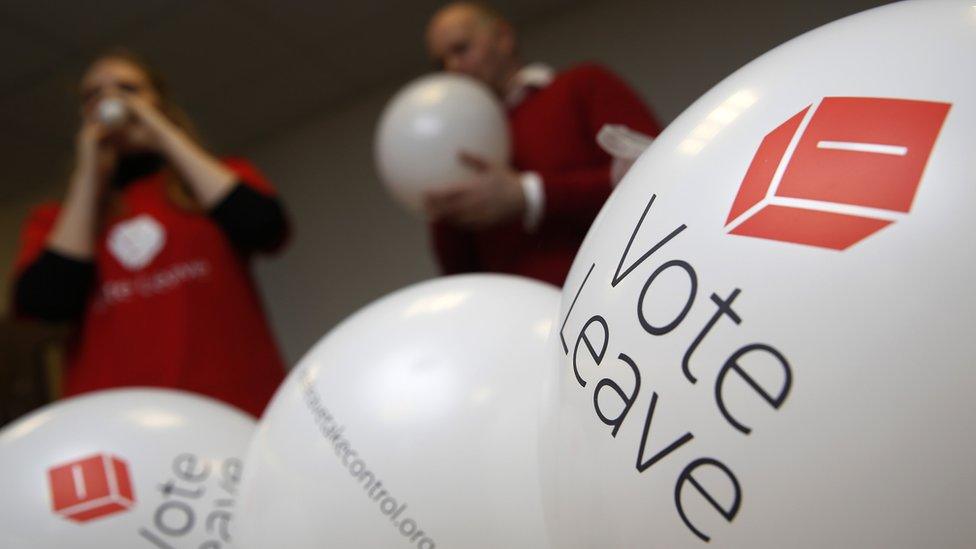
[432,63,661,286]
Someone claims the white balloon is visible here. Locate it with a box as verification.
[96,97,127,128]
[236,274,557,549]
[0,388,255,548]
[541,1,976,547]
[375,73,511,211]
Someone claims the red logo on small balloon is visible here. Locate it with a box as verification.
[726,97,950,249]
[48,453,136,522]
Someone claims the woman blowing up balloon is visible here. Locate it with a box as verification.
[10,50,289,417]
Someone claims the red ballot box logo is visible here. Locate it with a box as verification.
[726,97,950,250]
[48,453,135,522]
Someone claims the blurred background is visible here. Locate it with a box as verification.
[0,0,888,420]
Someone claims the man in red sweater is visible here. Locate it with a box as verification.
[424,2,662,286]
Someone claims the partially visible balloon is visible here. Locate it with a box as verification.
[375,73,510,211]
[0,389,255,548]
[541,1,976,547]
[236,274,556,549]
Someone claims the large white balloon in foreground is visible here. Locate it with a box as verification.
[0,389,255,548]
[237,274,557,549]
[541,1,976,547]
[375,73,510,211]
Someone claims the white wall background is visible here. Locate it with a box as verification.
[2,0,889,364]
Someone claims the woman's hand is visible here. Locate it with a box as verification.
[74,118,116,186]
[120,94,237,208]
[116,94,183,154]
[47,119,116,259]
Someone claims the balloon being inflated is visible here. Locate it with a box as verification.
[0,389,255,548]
[374,73,510,212]
[96,97,127,128]
[236,274,557,549]
[541,1,976,547]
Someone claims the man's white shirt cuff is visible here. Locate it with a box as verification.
[521,171,544,232]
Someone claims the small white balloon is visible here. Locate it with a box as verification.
[96,97,127,128]
[0,388,255,548]
[236,274,557,549]
[541,1,976,547]
[375,73,510,211]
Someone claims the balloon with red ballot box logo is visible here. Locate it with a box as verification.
[0,388,255,548]
[540,1,976,547]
